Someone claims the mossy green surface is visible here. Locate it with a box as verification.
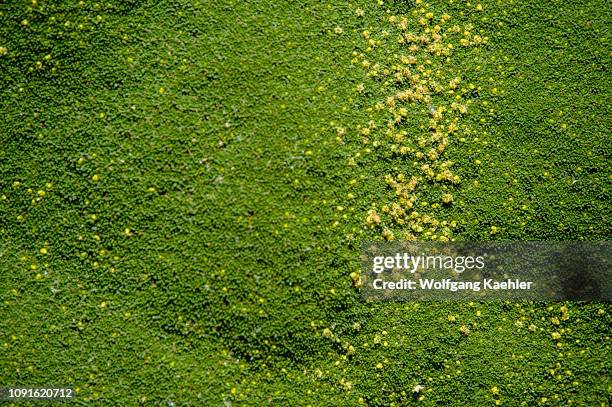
[0,0,610,405]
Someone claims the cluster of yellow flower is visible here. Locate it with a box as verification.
[349,2,487,242]
[13,0,107,74]
[9,180,54,208]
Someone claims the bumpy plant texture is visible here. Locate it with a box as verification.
[0,0,610,406]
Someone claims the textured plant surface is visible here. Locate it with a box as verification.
[0,0,610,405]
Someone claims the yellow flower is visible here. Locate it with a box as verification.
[382,228,394,241]
[350,272,362,288]
[366,209,381,226]
[92,174,100,182]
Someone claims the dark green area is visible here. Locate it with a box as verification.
[0,0,610,405]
